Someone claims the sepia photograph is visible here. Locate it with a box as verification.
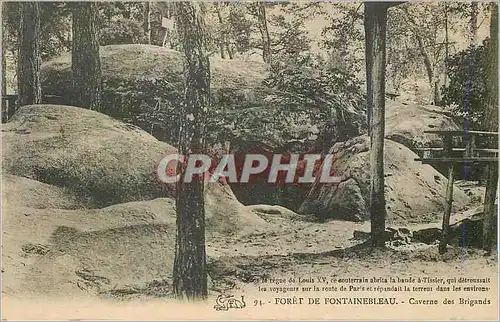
[1,0,498,320]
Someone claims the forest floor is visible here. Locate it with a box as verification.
[3,191,497,297]
[2,185,498,320]
[3,213,497,319]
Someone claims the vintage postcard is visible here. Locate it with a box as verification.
[1,1,499,320]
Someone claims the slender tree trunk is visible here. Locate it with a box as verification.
[364,8,374,136]
[227,44,234,59]
[2,32,6,97]
[71,2,101,110]
[470,2,479,46]
[17,2,42,107]
[365,3,388,247]
[433,76,441,105]
[482,4,498,255]
[1,1,6,98]
[172,1,210,300]
[143,2,151,44]
[215,3,226,59]
[162,32,168,48]
[226,5,236,59]
[403,8,436,104]
[439,163,455,254]
[256,2,271,63]
[444,3,449,87]
[410,24,433,86]
[416,36,434,92]
[219,44,226,59]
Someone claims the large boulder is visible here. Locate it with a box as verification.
[39,45,367,210]
[40,44,271,147]
[385,100,459,151]
[2,174,84,210]
[2,104,176,207]
[1,104,272,296]
[225,106,320,153]
[41,44,269,106]
[2,104,274,219]
[298,135,471,224]
[40,44,362,167]
[385,100,485,181]
[2,104,269,229]
[385,100,452,151]
[2,194,269,296]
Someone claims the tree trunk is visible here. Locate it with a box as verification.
[227,45,234,59]
[364,7,374,136]
[2,1,6,98]
[470,2,479,46]
[256,2,271,63]
[403,8,436,104]
[215,3,226,59]
[433,78,441,105]
[17,2,42,107]
[143,2,151,44]
[219,44,226,59]
[365,3,388,248]
[444,3,449,87]
[2,31,6,97]
[172,1,210,300]
[410,25,433,86]
[482,3,498,255]
[71,2,101,110]
[482,165,498,255]
[415,35,434,96]
[439,163,455,254]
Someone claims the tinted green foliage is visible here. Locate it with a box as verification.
[102,76,182,141]
[100,18,147,46]
[3,2,71,60]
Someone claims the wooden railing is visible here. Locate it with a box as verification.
[414,130,498,254]
[415,130,499,164]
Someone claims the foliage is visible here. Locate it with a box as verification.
[226,4,253,54]
[257,2,318,61]
[2,1,159,60]
[385,7,423,92]
[321,3,364,75]
[320,2,479,96]
[441,42,488,128]
[267,11,311,57]
[2,2,72,60]
[263,52,366,152]
[98,2,172,46]
[388,2,483,99]
[98,2,144,22]
[100,18,147,45]
[99,73,187,147]
[39,2,72,59]
[203,2,318,61]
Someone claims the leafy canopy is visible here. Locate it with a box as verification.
[442,42,488,128]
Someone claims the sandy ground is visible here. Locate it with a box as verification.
[3,243,498,320]
[2,197,498,320]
